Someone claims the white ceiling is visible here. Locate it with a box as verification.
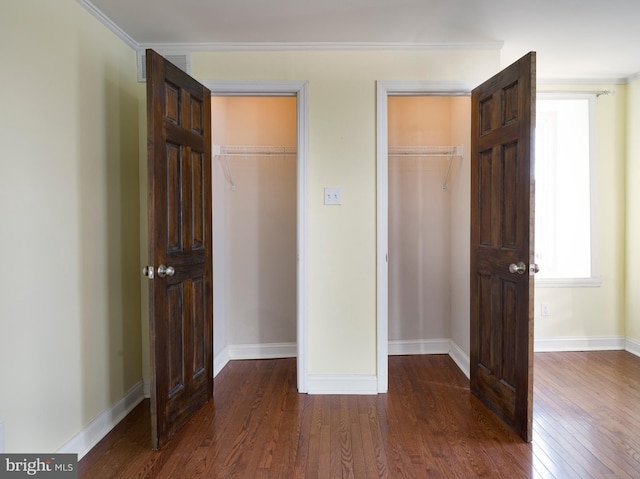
[86,0,640,81]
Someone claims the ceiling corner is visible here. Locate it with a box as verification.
[75,0,140,50]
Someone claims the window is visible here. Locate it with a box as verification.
[534,96,599,286]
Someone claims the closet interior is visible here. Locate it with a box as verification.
[211,96,297,356]
[388,96,470,349]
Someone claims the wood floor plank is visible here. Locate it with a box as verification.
[79,352,640,478]
[534,352,640,479]
[358,396,390,479]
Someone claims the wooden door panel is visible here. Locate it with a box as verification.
[192,276,206,375]
[502,142,518,248]
[166,144,183,252]
[478,150,494,245]
[191,152,205,250]
[477,143,522,251]
[502,82,520,125]
[501,279,518,383]
[167,282,185,396]
[476,366,516,417]
[470,52,535,442]
[147,49,213,450]
[477,272,492,366]
[190,98,204,135]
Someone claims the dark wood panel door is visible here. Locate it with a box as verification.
[470,52,536,442]
[146,49,213,450]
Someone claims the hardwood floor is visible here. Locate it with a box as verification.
[78,351,640,478]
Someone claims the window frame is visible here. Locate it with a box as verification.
[534,93,601,288]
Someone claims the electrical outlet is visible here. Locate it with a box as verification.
[324,187,342,205]
[541,303,551,317]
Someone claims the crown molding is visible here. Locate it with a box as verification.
[71,3,640,85]
[74,2,502,54]
[75,0,139,50]
[627,71,640,83]
[138,41,504,53]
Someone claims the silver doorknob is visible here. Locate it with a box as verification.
[530,263,540,274]
[157,264,175,278]
[509,262,527,275]
[143,266,154,279]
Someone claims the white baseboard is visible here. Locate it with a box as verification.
[228,342,297,360]
[57,381,144,460]
[143,379,150,398]
[213,342,296,378]
[534,336,625,352]
[448,340,470,379]
[388,338,450,355]
[388,338,470,379]
[307,375,378,395]
[214,347,230,378]
[626,337,640,357]
[144,343,295,389]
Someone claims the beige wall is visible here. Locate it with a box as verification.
[0,0,141,453]
[138,82,150,393]
[626,77,640,342]
[211,97,297,349]
[535,85,627,340]
[192,49,500,375]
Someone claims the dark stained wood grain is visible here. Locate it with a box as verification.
[146,49,213,450]
[79,351,640,478]
[470,52,536,442]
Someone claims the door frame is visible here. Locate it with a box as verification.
[203,80,309,393]
[376,81,473,392]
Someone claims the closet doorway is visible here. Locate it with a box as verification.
[206,82,309,392]
[388,96,467,351]
[376,84,472,392]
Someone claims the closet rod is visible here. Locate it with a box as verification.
[388,145,463,191]
[214,145,297,157]
[213,145,296,191]
[539,89,615,97]
[388,145,463,157]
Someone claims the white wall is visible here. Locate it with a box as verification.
[534,84,627,342]
[626,77,640,345]
[211,97,297,353]
[0,0,141,453]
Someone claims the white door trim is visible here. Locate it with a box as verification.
[204,80,309,393]
[376,81,472,393]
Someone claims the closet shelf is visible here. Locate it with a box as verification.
[214,145,297,157]
[388,145,463,191]
[213,145,297,191]
[388,145,462,157]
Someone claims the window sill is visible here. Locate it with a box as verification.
[534,277,602,288]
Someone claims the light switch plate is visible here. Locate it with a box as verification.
[324,187,342,205]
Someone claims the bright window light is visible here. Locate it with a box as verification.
[535,97,596,283]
